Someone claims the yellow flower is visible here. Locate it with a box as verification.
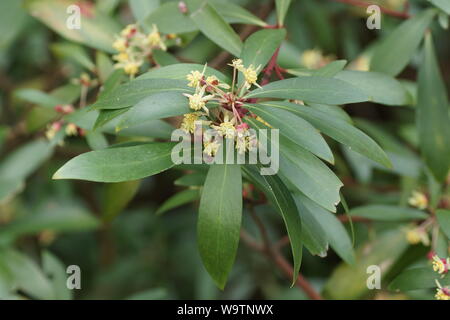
[242,64,261,89]
[180,112,201,133]
[229,58,244,70]
[212,121,236,139]
[203,140,221,157]
[148,24,166,51]
[183,86,215,112]
[121,24,137,38]
[187,70,203,88]
[235,127,257,154]
[206,75,230,90]
[301,49,324,69]
[113,37,127,52]
[123,61,141,75]
[113,52,129,63]
[432,255,449,275]
[349,56,370,72]
[406,228,429,246]
[65,123,78,136]
[408,191,428,210]
[45,122,61,140]
[436,288,450,300]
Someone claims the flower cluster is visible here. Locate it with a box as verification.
[435,280,450,300]
[408,191,428,210]
[405,227,429,246]
[432,254,449,275]
[112,24,168,77]
[45,104,84,142]
[180,60,263,157]
[300,49,335,70]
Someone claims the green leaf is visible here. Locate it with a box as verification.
[198,164,242,289]
[130,0,160,22]
[323,231,408,299]
[350,205,428,221]
[0,139,53,202]
[334,70,412,106]
[117,92,190,131]
[209,0,267,27]
[389,267,450,291]
[353,118,421,178]
[293,195,328,256]
[142,0,265,34]
[245,77,369,105]
[102,180,141,222]
[417,33,450,182]
[14,89,64,108]
[370,9,437,76]
[246,104,334,163]
[242,165,302,285]
[239,29,286,83]
[94,108,131,130]
[138,63,229,83]
[0,202,100,240]
[295,193,355,265]
[53,142,178,182]
[286,60,347,78]
[51,42,95,71]
[96,51,114,83]
[436,209,450,239]
[152,49,180,66]
[42,251,72,300]
[0,249,54,299]
[25,0,122,53]
[257,101,392,168]
[175,172,207,187]
[188,0,243,57]
[276,0,292,26]
[429,0,450,14]
[0,1,28,50]
[247,118,343,212]
[156,189,200,215]
[92,79,191,110]
[85,131,108,150]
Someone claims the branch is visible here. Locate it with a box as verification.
[243,207,324,300]
[330,0,410,19]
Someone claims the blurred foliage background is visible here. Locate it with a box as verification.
[0,0,449,300]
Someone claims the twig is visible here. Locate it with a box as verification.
[244,206,324,300]
[330,0,410,19]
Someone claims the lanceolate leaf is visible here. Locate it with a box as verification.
[370,9,437,76]
[188,0,243,57]
[102,180,141,222]
[156,189,200,215]
[350,205,428,221]
[275,0,292,26]
[246,104,334,163]
[247,118,343,212]
[239,29,286,83]
[91,79,192,110]
[198,164,242,289]
[416,33,450,182]
[209,0,267,27]
[334,70,412,106]
[429,0,450,15]
[286,60,347,78]
[25,0,122,53]
[245,77,369,105]
[242,165,302,285]
[295,193,355,265]
[436,209,450,239]
[117,92,190,130]
[53,143,178,182]
[138,63,230,84]
[389,267,450,292]
[257,101,392,168]
[142,0,265,34]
